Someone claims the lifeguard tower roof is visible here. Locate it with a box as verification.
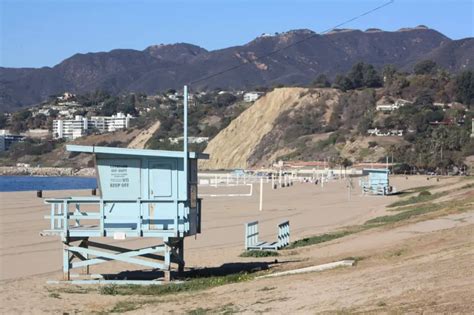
[362,168,389,176]
[67,145,209,159]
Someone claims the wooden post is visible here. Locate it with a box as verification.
[178,238,184,274]
[63,242,70,280]
[81,238,89,275]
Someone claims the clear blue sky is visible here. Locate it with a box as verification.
[1,0,473,68]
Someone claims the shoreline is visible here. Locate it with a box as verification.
[0,166,95,177]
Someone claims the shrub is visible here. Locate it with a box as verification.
[239,250,279,258]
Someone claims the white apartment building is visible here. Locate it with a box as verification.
[53,116,88,140]
[53,113,132,140]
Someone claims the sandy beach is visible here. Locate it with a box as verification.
[0,175,472,314]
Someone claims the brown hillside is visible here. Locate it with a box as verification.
[201,87,341,169]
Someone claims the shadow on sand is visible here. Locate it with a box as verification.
[100,260,297,281]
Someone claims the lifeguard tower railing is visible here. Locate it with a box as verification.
[44,196,200,238]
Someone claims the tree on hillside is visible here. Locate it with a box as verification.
[333,74,353,91]
[216,93,237,107]
[9,110,31,133]
[414,60,437,75]
[347,62,382,89]
[382,64,397,84]
[413,93,434,108]
[99,97,119,116]
[454,70,474,106]
[312,74,330,88]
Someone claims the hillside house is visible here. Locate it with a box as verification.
[169,136,209,144]
[376,99,412,112]
[243,92,263,102]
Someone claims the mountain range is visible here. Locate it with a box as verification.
[1,26,473,111]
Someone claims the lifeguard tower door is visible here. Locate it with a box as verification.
[148,158,178,231]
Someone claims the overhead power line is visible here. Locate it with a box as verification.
[188,0,394,86]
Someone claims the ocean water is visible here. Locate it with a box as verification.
[0,176,97,192]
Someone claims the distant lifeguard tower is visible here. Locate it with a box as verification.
[361,168,393,195]
[42,86,208,282]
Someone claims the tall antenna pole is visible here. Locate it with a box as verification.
[184,85,188,198]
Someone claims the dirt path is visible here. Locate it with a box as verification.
[127,121,160,149]
[135,211,474,314]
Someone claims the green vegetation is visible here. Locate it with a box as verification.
[286,229,359,249]
[332,62,382,91]
[397,185,436,197]
[186,304,239,315]
[48,292,61,299]
[186,307,211,315]
[388,191,447,208]
[145,91,250,151]
[311,74,330,88]
[286,192,472,250]
[99,272,254,296]
[364,203,444,225]
[414,60,438,75]
[239,250,279,258]
[109,300,142,313]
[5,138,60,160]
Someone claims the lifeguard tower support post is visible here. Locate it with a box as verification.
[361,168,392,195]
[42,86,208,282]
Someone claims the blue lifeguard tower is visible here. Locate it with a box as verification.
[42,86,208,282]
[361,168,392,195]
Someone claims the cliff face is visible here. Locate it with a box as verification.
[200,87,341,169]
